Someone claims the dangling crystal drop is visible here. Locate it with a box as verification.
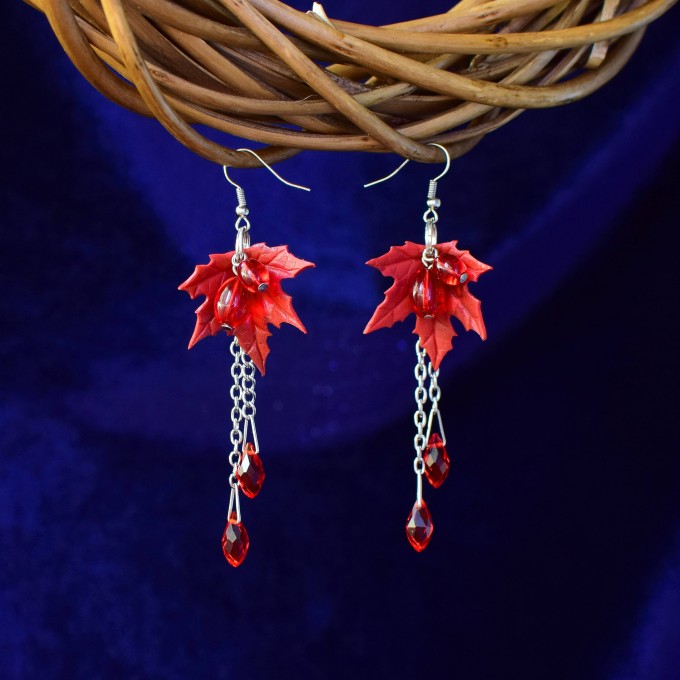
[237,258,270,292]
[405,500,434,552]
[222,515,250,567]
[236,443,265,498]
[412,268,443,317]
[434,255,468,286]
[423,433,450,488]
[214,277,249,329]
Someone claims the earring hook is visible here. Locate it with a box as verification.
[223,149,310,269]
[363,143,451,188]
[429,144,451,183]
[223,148,311,193]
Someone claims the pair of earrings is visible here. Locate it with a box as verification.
[179,145,491,567]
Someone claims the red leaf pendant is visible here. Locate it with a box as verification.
[179,243,314,374]
[364,241,491,368]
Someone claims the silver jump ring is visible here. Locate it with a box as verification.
[425,221,438,248]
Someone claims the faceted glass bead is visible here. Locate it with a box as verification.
[214,277,249,329]
[237,258,270,293]
[405,500,434,552]
[412,268,443,317]
[424,433,450,488]
[435,255,468,286]
[237,443,265,498]
[222,517,249,567]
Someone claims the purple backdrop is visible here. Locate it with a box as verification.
[2,2,680,678]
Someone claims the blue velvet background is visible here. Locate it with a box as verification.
[2,2,680,678]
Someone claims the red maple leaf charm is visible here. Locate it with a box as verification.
[179,243,314,374]
[364,241,491,369]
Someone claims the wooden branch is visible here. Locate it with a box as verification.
[30,0,677,166]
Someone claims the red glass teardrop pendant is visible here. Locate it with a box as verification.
[434,255,468,286]
[405,500,434,552]
[237,258,270,292]
[237,443,265,498]
[411,268,442,317]
[214,277,249,329]
[423,433,450,488]
[222,516,250,567]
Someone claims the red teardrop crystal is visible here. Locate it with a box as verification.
[214,277,249,329]
[237,258,270,293]
[423,433,450,488]
[222,516,250,567]
[236,443,265,498]
[412,268,443,317]
[405,500,434,552]
[434,255,468,286]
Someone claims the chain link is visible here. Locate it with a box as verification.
[428,362,441,405]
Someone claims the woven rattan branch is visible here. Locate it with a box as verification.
[27,0,677,167]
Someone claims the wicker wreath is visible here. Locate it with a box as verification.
[27,0,677,167]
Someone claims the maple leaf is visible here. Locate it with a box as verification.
[179,243,314,374]
[364,240,491,369]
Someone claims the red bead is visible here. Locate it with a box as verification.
[222,517,249,567]
[237,258,270,293]
[412,268,442,317]
[405,500,434,552]
[237,443,265,498]
[214,277,248,329]
[423,433,450,488]
[434,255,468,286]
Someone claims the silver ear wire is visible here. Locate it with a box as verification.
[363,143,451,189]
[428,144,451,183]
[223,148,311,197]
[222,149,311,268]
[362,144,452,267]
[363,158,411,188]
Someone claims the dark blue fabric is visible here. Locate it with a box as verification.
[2,3,680,678]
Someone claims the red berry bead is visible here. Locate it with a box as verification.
[434,255,468,286]
[214,278,249,329]
[412,268,443,317]
[237,258,270,293]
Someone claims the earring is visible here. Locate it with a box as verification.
[179,150,314,567]
[364,144,492,552]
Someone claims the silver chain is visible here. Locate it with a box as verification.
[227,338,243,522]
[229,338,244,458]
[413,340,428,505]
[225,339,260,523]
[239,347,259,452]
